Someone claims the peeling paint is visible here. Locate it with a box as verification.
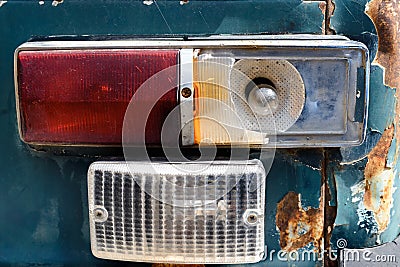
[0,1,7,7]
[364,126,394,181]
[356,202,380,235]
[52,0,63,7]
[350,180,380,234]
[39,1,44,5]
[365,169,395,231]
[318,2,326,33]
[351,180,365,203]
[364,126,395,232]
[180,0,189,5]
[276,190,324,252]
[143,0,154,6]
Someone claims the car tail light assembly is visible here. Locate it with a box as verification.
[15,35,369,148]
[88,160,266,264]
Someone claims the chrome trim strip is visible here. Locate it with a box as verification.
[179,49,194,146]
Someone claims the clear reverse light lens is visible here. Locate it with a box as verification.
[88,160,266,264]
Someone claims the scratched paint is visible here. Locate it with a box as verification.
[32,198,60,243]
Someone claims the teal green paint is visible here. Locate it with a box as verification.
[331,0,376,35]
[0,0,323,38]
[367,66,396,133]
[339,65,396,164]
[331,160,378,249]
[330,0,376,36]
[341,66,396,161]
[380,171,400,244]
[0,1,325,265]
[1,0,397,264]
[330,0,378,59]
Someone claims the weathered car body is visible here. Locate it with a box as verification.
[0,0,398,266]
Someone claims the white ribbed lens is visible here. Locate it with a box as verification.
[88,160,266,264]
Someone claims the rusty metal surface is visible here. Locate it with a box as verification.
[364,126,395,232]
[261,150,325,266]
[329,0,400,259]
[276,191,324,252]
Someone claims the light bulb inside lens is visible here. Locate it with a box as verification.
[248,84,278,115]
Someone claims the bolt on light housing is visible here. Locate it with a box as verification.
[88,160,266,264]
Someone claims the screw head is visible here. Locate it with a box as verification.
[93,207,108,223]
[181,87,192,98]
[247,213,258,224]
[95,210,103,217]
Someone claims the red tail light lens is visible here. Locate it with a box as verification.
[17,49,178,145]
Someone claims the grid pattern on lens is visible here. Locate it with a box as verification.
[88,161,265,264]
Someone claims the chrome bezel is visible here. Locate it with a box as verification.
[14,35,369,148]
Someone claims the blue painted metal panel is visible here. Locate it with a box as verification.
[2,0,398,266]
[0,1,325,265]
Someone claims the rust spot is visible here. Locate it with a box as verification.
[322,152,337,267]
[319,2,327,34]
[320,0,335,35]
[276,191,324,251]
[366,0,400,143]
[364,125,395,231]
[152,264,204,267]
[364,125,394,179]
[366,0,400,85]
